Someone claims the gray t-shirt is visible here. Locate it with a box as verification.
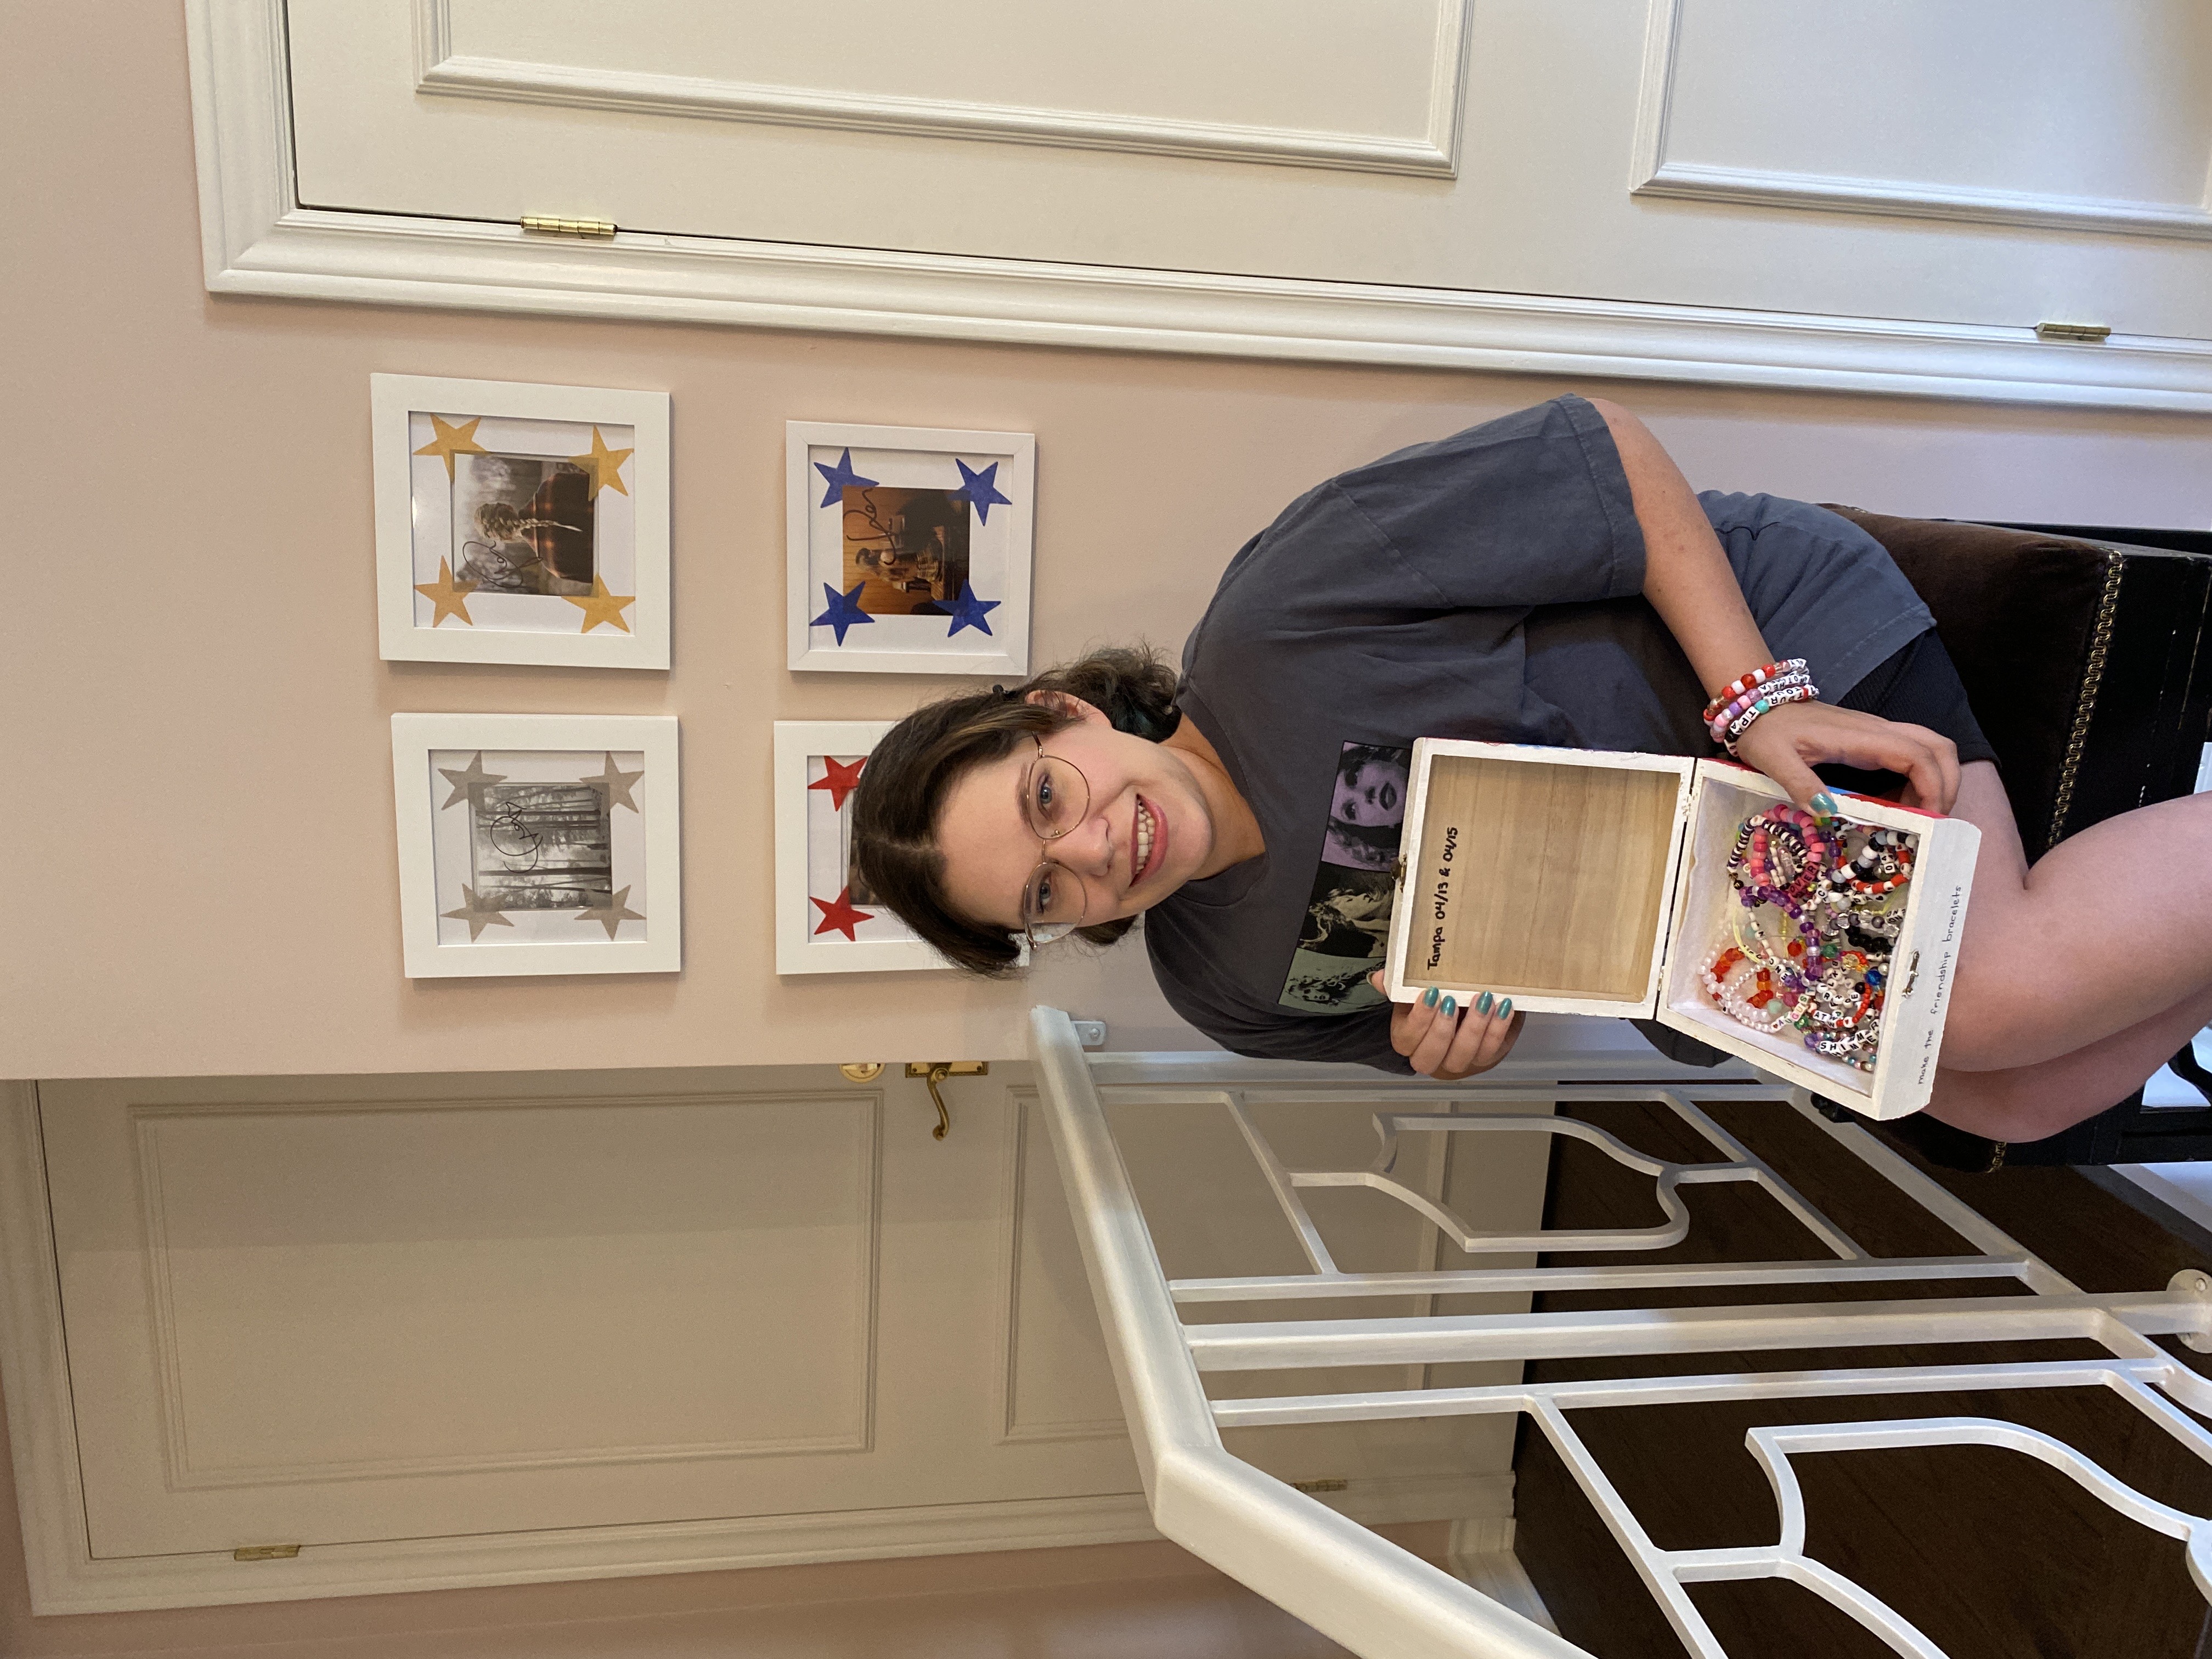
[1144,394,1933,1070]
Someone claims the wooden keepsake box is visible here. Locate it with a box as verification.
[1380,740,1983,1120]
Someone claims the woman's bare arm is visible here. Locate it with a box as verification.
[1586,396,1960,814]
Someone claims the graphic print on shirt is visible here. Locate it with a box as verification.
[1279,742,1411,1015]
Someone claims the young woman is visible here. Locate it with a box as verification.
[852,396,2212,1142]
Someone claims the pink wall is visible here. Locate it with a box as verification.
[5,10,2210,1079]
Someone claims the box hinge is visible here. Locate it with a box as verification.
[521,215,617,240]
[2033,321,2111,344]
[233,1543,302,1561]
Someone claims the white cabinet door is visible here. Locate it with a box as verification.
[281,0,2212,338]
[25,1063,1544,1606]
[42,1065,1132,1565]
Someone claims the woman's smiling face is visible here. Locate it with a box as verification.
[934,697,1217,936]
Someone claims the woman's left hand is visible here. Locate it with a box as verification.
[1368,972,1524,1080]
[1729,701,1961,815]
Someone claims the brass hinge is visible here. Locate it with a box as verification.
[521,215,617,240]
[2034,321,2112,344]
[233,1543,301,1561]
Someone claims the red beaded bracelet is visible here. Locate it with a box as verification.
[1702,658,1809,725]
[1709,669,1814,741]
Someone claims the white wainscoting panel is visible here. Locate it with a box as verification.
[189,0,2212,407]
[414,0,1469,175]
[996,1093,1136,1447]
[7,1066,1183,1611]
[1634,0,2212,240]
[57,1088,882,1555]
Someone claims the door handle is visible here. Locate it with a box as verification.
[906,1061,988,1140]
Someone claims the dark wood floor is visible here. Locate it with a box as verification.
[1509,1099,2212,1659]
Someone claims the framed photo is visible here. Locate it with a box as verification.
[392,714,681,978]
[786,421,1034,677]
[373,375,670,669]
[774,722,951,974]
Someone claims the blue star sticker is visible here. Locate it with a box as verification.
[950,459,1012,525]
[813,448,878,508]
[945,580,1000,637]
[810,580,874,646]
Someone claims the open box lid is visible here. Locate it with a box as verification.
[1382,738,1696,1020]
[1383,739,1981,1120]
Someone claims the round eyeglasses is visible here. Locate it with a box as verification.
[1017,737,1094,947]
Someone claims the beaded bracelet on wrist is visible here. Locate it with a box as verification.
[1702,658,1809,725]
[1708,668,1814,735]
[1724,682,1819,741]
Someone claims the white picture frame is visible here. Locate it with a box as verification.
[392,713,681,978]
[373,375,671,669]
[786,421,1034,677]
[774,721,952,974]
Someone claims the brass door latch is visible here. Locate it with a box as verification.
[907,1061,988,1140]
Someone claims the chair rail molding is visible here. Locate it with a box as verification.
[408,0,1468,178]
[1629,0,2212,244]
[190,0,2212,411]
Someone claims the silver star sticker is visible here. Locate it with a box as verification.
[438,752,507,810]
[573,885,646,939]
[441,884,515,941]
[581,752,646,814]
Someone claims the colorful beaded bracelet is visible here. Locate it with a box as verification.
[1708,670,1815,741]
[1721,682,1820,752]
[1702,658,1809,725]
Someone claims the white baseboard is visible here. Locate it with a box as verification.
[1448,1517,1557,1634]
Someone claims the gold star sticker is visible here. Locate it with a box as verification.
[441,884,515,941]
[564,575,636,634]
[413,414,488,482]
[414,556,479,627]
[566,426,634,499]
[437,751,507,809]
[580,752,646,812]
[574,885,646,940]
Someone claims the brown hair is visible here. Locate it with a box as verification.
[849,646,1183,975]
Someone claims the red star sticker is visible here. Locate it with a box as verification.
[810,886,871,941]
[808,754,867,811]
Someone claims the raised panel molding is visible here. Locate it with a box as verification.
[0,1082,1157,1613]
[129,1094,880,1491]
[994,1092,1130,1447]
[411,0,1468,178]
[1629,0,2212,243]
[190,3,2212,416]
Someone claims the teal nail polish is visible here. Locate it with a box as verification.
[1423,986,1439,1008]
[1499,998,1514,1019]
[1811,791,1838,819]
[1442,996,1456,1018]
[1476,991,1494,1015]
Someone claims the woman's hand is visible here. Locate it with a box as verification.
[1368,972,1524,1079]
[1730,701,1961,815]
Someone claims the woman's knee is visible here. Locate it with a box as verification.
[1923,1064,2105,1143]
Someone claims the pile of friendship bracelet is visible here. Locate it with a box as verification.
[1700,804,1915,1071]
